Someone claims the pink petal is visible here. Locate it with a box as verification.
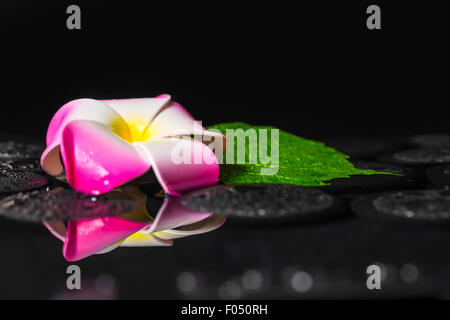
[63,216,149,261]
[135,137,219,196]
[60,120,150,195]
[41,99,130,175]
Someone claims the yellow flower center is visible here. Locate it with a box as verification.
[111,117,153,143]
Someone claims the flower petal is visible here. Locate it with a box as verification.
[121,233,173,247]
[144,101,224,142]
[135,137,219,196]
[63,216,150,261]
[95,239,126,254]
[154,214,226,240]
[60,120,151,195]
[120,197,214,246]
[101,95,171,142]
[139,196,212,234]
[43,220,66,241]
[41,99,131,175]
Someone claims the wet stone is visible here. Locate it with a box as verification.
[0,141,43,160]
[2,158,43,173]
[319,160,424,194]
[379,148,450,166]
[323,136,402,159]
[351,189,450,224]
[0,162,48,194]
[181,184,342,224]
[409,134,450,148]
[0,187,142,223]
[425,165,450,186]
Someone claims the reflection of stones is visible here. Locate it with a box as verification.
[242,269,264,291]
[399,263,419,283]
[392,148,450,165]
[177,263,422,299]
[53,274,117,300]
[0,187,141,223]
[0,141,43,160]
[181,184,337,223]
[289,270,314,293]
[409,134,450,148]
[351,189,450,224]
[0,162,48,194]
[218,279,243,299]
[177,271,198,294]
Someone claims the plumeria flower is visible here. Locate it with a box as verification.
[44,186,226,261]
[40,94,224,196]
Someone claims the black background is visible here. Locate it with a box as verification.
[2,0,448,142]
[1,0,450,299]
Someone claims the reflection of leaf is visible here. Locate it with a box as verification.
[207,122,389,186]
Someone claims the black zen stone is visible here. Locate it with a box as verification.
[0,162,48,194]
[409,134,450,148]
[323,136,403,159]
[0,141,43,160]
[425,165,450,186]
[319,160,424,194]
[0,187,142,223]
[181,184,344,224]
[3,158,44,173]
[378,148,450,166]
[351,189,450,225]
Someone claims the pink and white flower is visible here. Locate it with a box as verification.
[40,94,224,196]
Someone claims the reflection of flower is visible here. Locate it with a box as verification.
[41,95,223,196]
[44,186,226,261]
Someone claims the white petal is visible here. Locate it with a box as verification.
[96,240,126,254]
[139,197,212,234]
[144,102,223,143]
[101,96,171,142]
[154,214,226,240]
[121,232,173,247]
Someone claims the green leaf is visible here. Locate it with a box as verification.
[207,122,391,186]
